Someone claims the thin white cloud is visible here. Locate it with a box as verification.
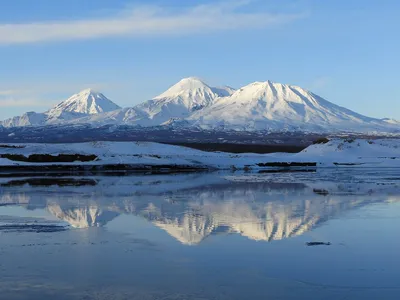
[309,76,332,91]
[0,82,114,111]
[0,97,49,108]
[0,90,22,96]
[0,1,305,45]
[0,89,44,107]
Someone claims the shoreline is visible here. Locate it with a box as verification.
[0,139,399,174]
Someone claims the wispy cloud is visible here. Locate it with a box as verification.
[0,82,116,111]
[0,1,305,45]
[0,90,22,96]
[309,76,332,91]
[0,89,45,108]
[0,97,49,108]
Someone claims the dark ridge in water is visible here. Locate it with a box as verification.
[0,164,210,176]
[257,162,317,167]
[0,224,67,233]
[313,188,330,195]
[0,144,25,149]
[258,168,316,174]
[0,178,98,187]
[306,242,331,246]
[0,153,98,163]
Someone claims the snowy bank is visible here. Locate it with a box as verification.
[0,139,399,173]
[299,138,400,166]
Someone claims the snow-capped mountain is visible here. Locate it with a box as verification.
[134,77,235,125]
[0,89,121,127]
[68,77,236,127]
[189,80,385,131]
[150,77,229,109]
[0,111,47,127]
[0,78,398,133]
[48,88,120,115]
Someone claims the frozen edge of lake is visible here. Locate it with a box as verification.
[0,138,399,172]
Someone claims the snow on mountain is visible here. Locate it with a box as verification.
[0,111,47,127]
[0,89,121,127]
[212,85,237,97]
[67,107,150,126]
[382,118,400,125]
[0,79,398,134]
[134,77,233,125]
[151,77,231,108]
[72,77,236,126]
[189,80,388,131]
[47,88,120,116]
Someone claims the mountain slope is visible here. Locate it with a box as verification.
[382,118,400,125]
[0,89,121,127]
[65,107,151,126]
[0,111,47,127]
[134,77,235,125]
[72,77,236,126]
[189,81,390,132]
[0,79,398,133]
[47,89,120,116]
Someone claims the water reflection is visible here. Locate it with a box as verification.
[1,171,399,245]
[1,171,400,299]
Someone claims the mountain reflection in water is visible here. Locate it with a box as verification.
[1,170,398,245]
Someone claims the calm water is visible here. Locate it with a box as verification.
[1,169,400,299]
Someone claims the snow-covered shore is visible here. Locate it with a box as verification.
[0,139,399,171]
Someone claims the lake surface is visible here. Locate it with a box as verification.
[1,169,400,299]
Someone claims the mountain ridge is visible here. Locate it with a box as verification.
[47,88,121,116]
[188,80,381,131]
[0,89,121,127]
[0,78,398,133]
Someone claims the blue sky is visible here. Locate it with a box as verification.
[0,0,399,120]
